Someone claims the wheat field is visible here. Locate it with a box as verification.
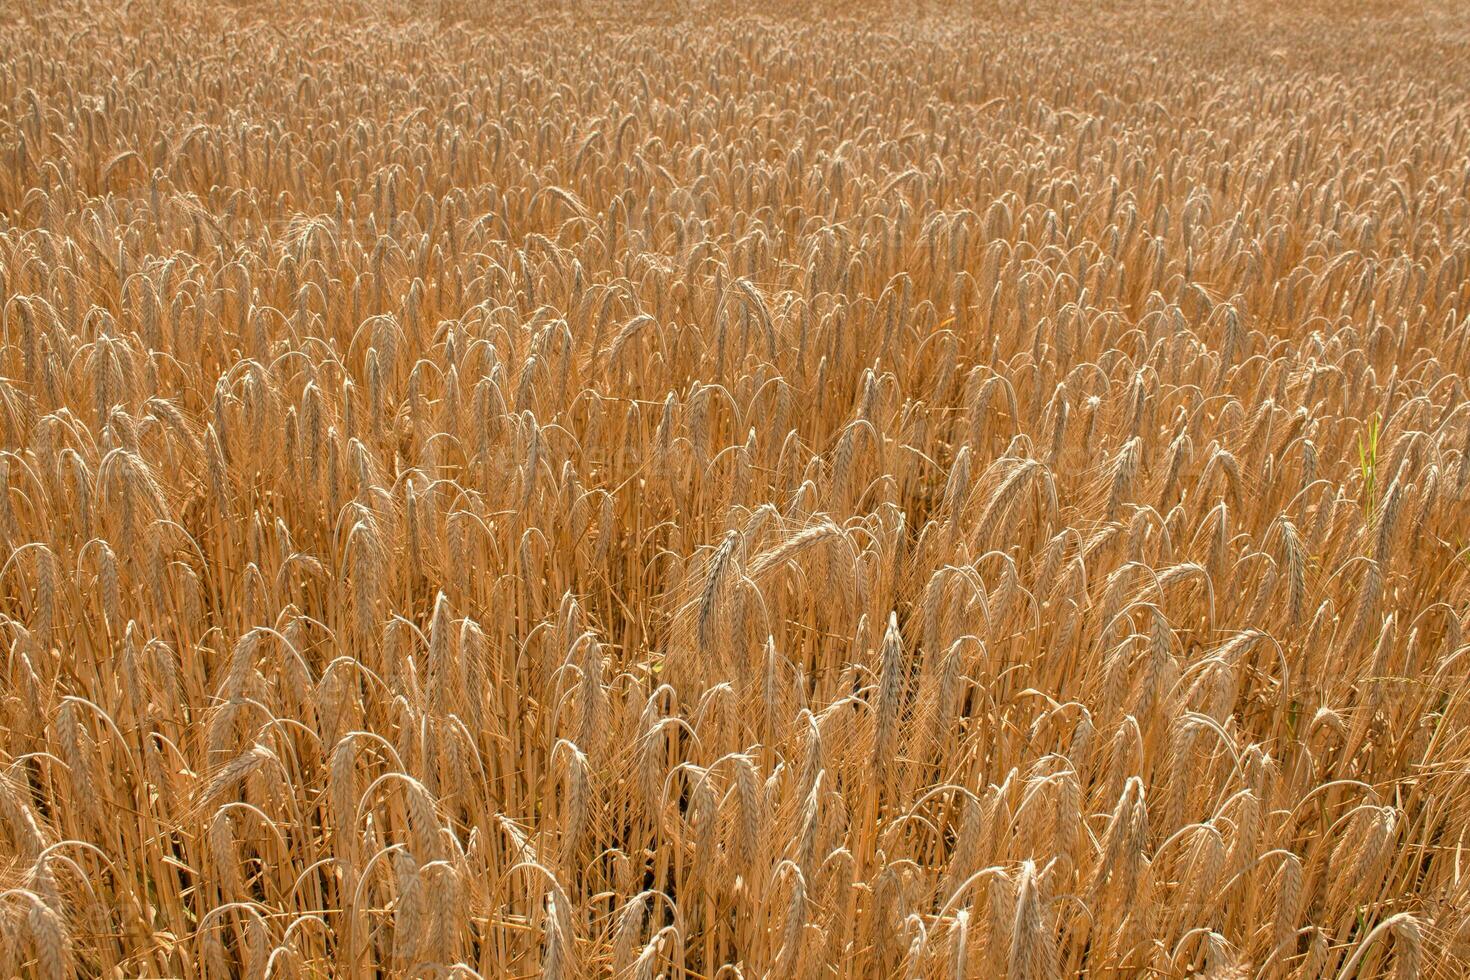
[2,0,1470,976]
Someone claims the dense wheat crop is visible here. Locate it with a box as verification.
[3,0,1470,975]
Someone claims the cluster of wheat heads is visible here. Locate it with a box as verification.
[3,0,1470,976]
